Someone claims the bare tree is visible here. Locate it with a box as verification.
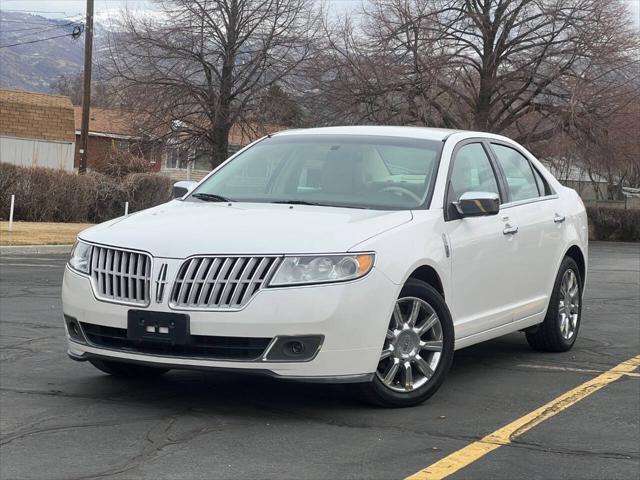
[106,0,320,167]
[311,0,638,147]
[575,93,640,198]
[51,72,115,107]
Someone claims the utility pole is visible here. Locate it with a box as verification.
[78,0,94,174]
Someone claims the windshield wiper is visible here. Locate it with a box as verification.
[271,200,367,209]
[192,193,234,202]
[272,200,326,206]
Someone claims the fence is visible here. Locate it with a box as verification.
[583,198,640,210]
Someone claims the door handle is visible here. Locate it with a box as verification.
[503,224,519,235]
[554,213,566,224]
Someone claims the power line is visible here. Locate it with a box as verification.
[2,20,82,34]
[0,25,83,49]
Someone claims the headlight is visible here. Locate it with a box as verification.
[269,253,374,287]
[68,240,92,274]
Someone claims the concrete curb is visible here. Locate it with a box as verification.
[0,244,73,255]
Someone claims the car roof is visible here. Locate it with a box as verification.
[272,125,520,146]
[274,125,460,141]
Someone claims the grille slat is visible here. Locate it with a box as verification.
[90,246,151,306]
[170,256,280,310]
[115,249,122,299]
[230,257,258,306]
[246,257,273,300]
[107,248,114,298]
[206,258,232,306]
[197,257,221,306]
[187,258,210,306]
[128,252,135,300]
[218,257,246,306]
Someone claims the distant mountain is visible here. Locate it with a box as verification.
[0,11,85,93]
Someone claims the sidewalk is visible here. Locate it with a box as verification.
[1,244,74,255]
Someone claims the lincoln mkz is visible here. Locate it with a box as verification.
[62,126,587,407]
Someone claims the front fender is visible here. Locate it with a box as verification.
[350,210,450,297]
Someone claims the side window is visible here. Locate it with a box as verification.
[448,143,500,204]
[491,144,543,202]
[531,164,551,196]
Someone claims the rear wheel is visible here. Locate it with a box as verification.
[526,257,582,352]
[360,278,454,407]
[89,359,170,378]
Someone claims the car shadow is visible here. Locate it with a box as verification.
[66,332,537,415]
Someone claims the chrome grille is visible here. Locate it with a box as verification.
[90,245,152,306]
[170,256,280,310]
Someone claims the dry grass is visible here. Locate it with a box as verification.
[0,221,93,246]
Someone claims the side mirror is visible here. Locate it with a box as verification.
[173,180,197,198]
[452,191,500,217]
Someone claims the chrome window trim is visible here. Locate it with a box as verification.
[500,194,559,210]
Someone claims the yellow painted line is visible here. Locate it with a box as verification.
[406,354,640,480]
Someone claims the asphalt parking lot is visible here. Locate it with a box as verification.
[1,242,638,480]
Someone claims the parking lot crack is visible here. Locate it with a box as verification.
[0,416,168,447]
[507,439,638,460]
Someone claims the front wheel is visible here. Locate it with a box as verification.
[89,359,170,378]
[526,257,582,352]
[360,279,454,407]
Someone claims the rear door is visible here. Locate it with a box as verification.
[443,141,517,339]
[488,142,565,320]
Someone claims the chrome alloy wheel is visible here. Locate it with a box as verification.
[376,297,443,393]
[559,269,580,340]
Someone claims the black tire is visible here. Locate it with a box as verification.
[526,257,582,352]
[89,359,170,378]
[360,278,455,408]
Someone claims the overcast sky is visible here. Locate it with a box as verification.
[2,0,639,26]
[0,0,361,18]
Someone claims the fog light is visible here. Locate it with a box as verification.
[288,341,305,355]
[263,335,323,362]
[64,314,86,344]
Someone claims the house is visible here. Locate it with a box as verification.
[161,123,282,181]
[541,159,609,200]
[0,89,76,171]
[73,107,161,172]
[73,108,280,179]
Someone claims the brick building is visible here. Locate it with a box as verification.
[0,88,279,177]
[0,89,76,170]
[73,107,161,172]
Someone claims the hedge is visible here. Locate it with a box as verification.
[1,163,638,242]
[587,207,640,242]
[0,163,173,224]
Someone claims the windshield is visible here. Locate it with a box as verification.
[188,134,443,210]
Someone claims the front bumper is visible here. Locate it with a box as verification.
[62,263,398,381]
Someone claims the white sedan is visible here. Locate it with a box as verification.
[62,126,588,407]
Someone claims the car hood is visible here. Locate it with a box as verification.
[79,200,413,258]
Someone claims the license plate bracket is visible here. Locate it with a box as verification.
[127,310,190,345]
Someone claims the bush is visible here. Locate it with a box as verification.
[0,163,173,224]
[93,145,152,178]
[587,207,640,242]
[125,173,174,213]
